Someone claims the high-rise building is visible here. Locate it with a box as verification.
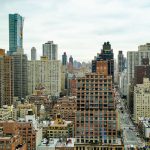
[69,76,77,96]
[0,49,14,107]
[119,69,127,98]
[76,72,118,145]
[31,47,36,60]
[43,41,58,60]
[8,13,24,55]
[13,53,28,100]
[127,51,138,113]
[92,42,114,82]
[62,52,67,66]
[118,51,125,73]
[75,48,119,147]
[28,56,61,98]
[69,55,73,66]
[127,43,150,114]
[134,58,150,84]
[127,43,150,85]
[134,78,150,123]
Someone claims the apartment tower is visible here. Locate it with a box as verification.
[8,13,24,55]
[118,51,125,73]
[62,52,67,66]
[0,49,14,107]
[13,53,28,100]
[31,47,36,60]
[43,41,58,60]
[75,44,118,147]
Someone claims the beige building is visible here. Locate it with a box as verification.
[15,102,37,119]
[61,65,67,92]
[28,56,61,98]
[0,105,13,120]
[134,78,150,123]
[43,114,74,139]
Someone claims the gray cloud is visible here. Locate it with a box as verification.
[1,0,150,61]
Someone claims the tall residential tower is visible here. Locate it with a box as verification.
[8,13,24,55]
[118,51,125,73]
[0,49,14,106]
[43,41,58,60]
[13,53,28,100]
[31,47,36,60]
[75,43,121,149]
[62,52,67,66]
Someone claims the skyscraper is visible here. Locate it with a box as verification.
[13,53,28,100]
[43,41,58,60]
[118,51,125,73]
[92,42,114,82]
[0,49,14,107]
[127,43,150,113]
[75,43,119,148]
[8,13,24,55]
[62,52,67,66]
[31,47,36,60]
[28,56,61,98]
[69,55,73,66]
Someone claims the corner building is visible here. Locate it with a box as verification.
[76,73,117,145]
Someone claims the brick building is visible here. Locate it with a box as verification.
[50,97,76,122]
[0,49,14,107]
[43,114,74,139]
[76,73,117,144]
[0,120,27,150]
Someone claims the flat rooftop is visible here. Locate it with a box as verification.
[38,138,75,148]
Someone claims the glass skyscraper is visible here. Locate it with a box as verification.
[8,13,24,55]
[62,52,67,66]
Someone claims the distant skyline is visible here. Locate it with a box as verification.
[1,0,150,61]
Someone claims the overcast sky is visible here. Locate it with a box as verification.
[1,0,150,61]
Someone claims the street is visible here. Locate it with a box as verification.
[115,91,145,149]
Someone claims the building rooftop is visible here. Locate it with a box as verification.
[53,119,71,125]
[38,138,75,148]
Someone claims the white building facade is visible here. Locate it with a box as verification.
[134,78,150,123]
[28,56,61,98]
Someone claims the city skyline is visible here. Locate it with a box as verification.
[0,1,150,149]
[1,0,150,61]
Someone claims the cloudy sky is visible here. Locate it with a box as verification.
[1,0,150,61]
